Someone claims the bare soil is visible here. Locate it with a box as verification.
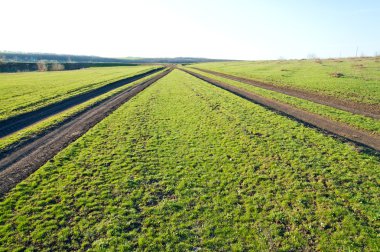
[181,68,380,152]
[192,67,380,119]
[0,68,172,197]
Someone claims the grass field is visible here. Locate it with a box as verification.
[1,70,378,251]
[0,69,166,153]
[0,66,158,121]
[191,57,380,105]
[185,67,380,134]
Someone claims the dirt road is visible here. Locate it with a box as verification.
[191,67,380,119]
[0,67,164,138]
[181,68,380,152]
[0,68,172,197]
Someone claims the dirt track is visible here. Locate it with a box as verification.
[0,68,172,197]
[0,67,164,138]
[181,68,380,152]
[192,67,380,119]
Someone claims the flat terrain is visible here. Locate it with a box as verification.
[0,67,162,139]
[181,68,380,151]
[0,70,165,154]
[0,69,171,195]
[1,70,378,251]
[192,57,380,106]
[185,67,380,135]
[0,66,158,121]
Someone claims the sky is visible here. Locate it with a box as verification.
[1,0,379,60]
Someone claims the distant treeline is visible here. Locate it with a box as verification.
[0,52,130,64]
[122,57,229,64]
[0,62,138,73]
[0,52,230,64]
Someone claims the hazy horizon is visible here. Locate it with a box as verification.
[1,0,379,60]
[2,50,380,62]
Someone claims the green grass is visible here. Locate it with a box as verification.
[0,70,166,153]
[185,67,380,134]
[191,57,380,105]
[1,70,379,251]
[0,65,159,121]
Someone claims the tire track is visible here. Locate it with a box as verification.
[181,68,380,152]
[0,67,164,138]
[0,68,172,197]
[191,67,380,119]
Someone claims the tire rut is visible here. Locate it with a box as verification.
[191,67,380,119]
[181,68,380,152]
[0,68,172,197]
[0,67,164,138]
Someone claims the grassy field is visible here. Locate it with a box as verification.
[0,70,166,153]
[0,66,158,121]
[191,57,380,105]
[1,70,378,251]
[185,67,380,134]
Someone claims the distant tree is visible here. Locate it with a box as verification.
[307,53,323,64]
[37,61,47,71]
[50,62,65,71]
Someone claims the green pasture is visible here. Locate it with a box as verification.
[0,66,158,121]
[192,57,380,105]
[1,70,378,251]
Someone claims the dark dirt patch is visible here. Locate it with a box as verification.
[330,72,345,78]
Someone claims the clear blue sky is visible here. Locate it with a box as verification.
[1,0,379,60]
